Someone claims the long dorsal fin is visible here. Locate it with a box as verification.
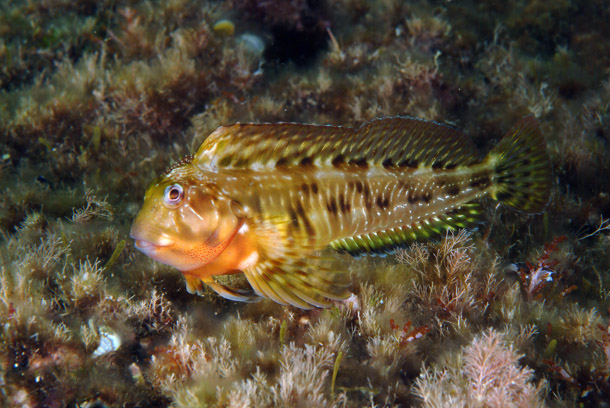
[193,117,479,170]
[329,203,483,257]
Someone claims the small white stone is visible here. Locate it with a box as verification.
[93,326,121,357]
[238,34,265,56]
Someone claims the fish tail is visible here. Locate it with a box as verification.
[488,116,552,213]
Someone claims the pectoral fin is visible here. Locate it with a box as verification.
[243,215,350,309]
[244,260,350,309]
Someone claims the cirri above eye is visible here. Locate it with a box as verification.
[164,184,184,206]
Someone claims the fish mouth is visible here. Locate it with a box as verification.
[130,225,175,252]
[134,239,161,251]
[133,235,174,247]
[132,237,175,258]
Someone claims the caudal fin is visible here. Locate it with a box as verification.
[488,117,552,213]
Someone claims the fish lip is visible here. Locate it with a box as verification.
[130,227,175,251]
[134,239,159,251]
[133,237,174,250]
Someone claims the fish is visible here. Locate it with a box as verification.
[130,116,552,309]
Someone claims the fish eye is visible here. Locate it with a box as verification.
[164,184,184,206]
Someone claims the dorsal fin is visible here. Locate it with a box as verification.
[192,117,479,170]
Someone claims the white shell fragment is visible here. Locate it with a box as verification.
[93,326,121,357]
[238,34,265,56]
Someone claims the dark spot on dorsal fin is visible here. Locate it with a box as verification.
[300,157,313,166]
[382,158,393,168]
[234,158,250,167]
[332,154,345,167]
[311,183,319,194]
[276,157,288,167]
[218,156,232,167]
[432,161,444,170]
[349,157,368,167]
[445,163,457,170]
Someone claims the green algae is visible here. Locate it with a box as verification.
[331,350,343,397]
[279,319,287,344]
[103,239,125,271]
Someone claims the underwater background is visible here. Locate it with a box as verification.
[1,0,610,406]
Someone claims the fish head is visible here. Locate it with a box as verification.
[130,168,243,271]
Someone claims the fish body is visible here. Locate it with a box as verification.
[131,116,551,308]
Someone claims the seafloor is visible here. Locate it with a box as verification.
[1,0,609,407]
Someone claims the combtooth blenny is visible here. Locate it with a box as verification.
[131,116,551,309]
